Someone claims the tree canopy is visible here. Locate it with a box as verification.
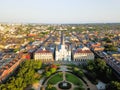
[0,60,42,90]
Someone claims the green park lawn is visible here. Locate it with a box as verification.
[47,73,63,84]
[66,73,83,86]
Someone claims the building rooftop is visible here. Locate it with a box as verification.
[74,47,92,54]
[35,48,52,53]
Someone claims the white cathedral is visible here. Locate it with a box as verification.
[55,32,71,61]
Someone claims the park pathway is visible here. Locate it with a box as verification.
[83,77,98,90]
[63,71,66,81]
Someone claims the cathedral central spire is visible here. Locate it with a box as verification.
[56,31,71,61]
[61,31,65,45]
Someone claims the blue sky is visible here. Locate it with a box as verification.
[0,0,120,23]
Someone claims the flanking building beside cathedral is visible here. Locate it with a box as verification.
[73,47,94,61]
[34,48,54,62]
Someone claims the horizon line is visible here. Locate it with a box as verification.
[0,22,120,24]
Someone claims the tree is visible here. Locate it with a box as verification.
[7,84,15,89]
[50,64,57,69]
[73,67,79,72]
[15,77,24,88]
[33,61,42,69]
[106,81,120,90]
[0,84,6,90]
[97,60,106,71]
[45,71,51,77]
[50,68,56,73]
[106,68,112,79]
[104,45,117,51]
[87,65,94,71]
[78,70,84,77]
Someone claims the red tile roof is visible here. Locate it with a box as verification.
[75,48,92,53]
[35,49,52,53]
